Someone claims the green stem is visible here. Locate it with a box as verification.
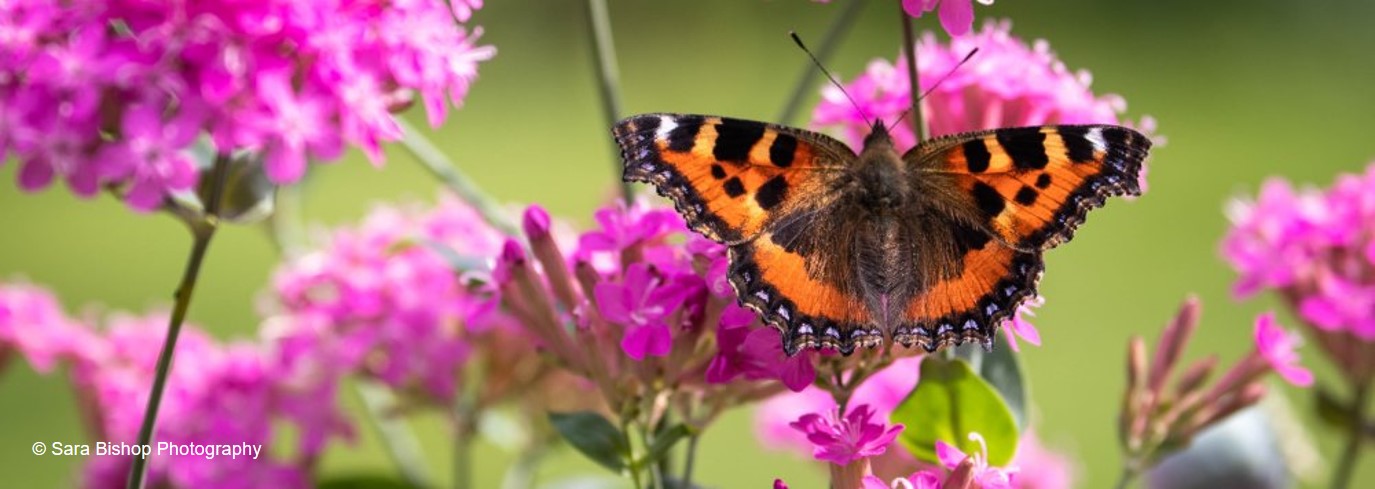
[621,414,645,489]
[397,118,521,237]
[584,0,633,203]
[126,154,231,489]
[1332,382,1371,489]
[899,6,926,143]
[454,398,479,489]
[354,381,436,488]
[680,433,701,489]
[640,425,664,489]
[775,0,868,125]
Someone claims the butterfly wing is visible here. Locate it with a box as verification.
[614,114,852,244]
[894,125,1150,350]
[615,114,876,355]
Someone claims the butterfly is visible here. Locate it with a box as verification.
[613,114,1150,356]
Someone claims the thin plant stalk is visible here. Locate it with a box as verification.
[680,433,701,489]
[1331,382,1370,489]
[584,0,633,202]
[354,381,436,489]
[126,154,232,489]
[397,118,521,237]
[775,0,868,125]
[899,6,926,143]
[454,398,479,489]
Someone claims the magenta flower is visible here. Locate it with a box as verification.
[268,194,506,402]
[812,20,1151,152]
[0,282,94,372]
[1,0,493,210]
[790,404,904,465]
[757,355,923,454]
[1009,431,1075,489]
[935,435,1018,489]
[902,0,995,37]
[1252,313,1314,387]
[595,263,688,359]
[1001,295,1043,352]
[1222,163,1375,384]
[707,304,817,391]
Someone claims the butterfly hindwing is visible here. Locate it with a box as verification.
[614,114,852,244]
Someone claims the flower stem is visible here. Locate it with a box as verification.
[354,381,436,488]
[454,398,479,489]
[583,0,633,203]
[680,433,701,489]
[1332,382,1371,489]
[126,154,231,489]
[899,6,926,143]
[397,118,521,237]
[775,0,868,125]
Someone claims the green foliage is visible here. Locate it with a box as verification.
[954,342,1029,431]
[892,356,1020,466]
[548,411,630,473]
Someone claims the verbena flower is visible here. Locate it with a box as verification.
[757,356,924,453]
[0,282,349,488]
[812,20,1153,153]
[902,0,996,37]
[1221,163,1375,384]
[936,435,1018,489]
[1253,313,1313,387]
[792,404,905,465]
[267,194,506,404]
[0,0,494,211]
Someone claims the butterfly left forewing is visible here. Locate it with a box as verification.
[614,113,852,244]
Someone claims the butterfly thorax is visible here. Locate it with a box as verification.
[849,124,910,211]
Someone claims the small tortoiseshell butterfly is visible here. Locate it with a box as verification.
[613,115,1150,356]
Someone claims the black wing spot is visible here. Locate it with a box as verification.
[1035,173,1052,189]
[755,175,789,210]
[723,177,746,198]
[971,181,1006,218]
[1057,126,1096,163]
[713,118,766,162]
[710,164,726,180]
[666,115,704,152]
[1014,186,1038,206]
[963,139,992,173]
[770,133,797,168]
[997,127,1049,170]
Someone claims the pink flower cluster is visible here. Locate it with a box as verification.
[0,282,348,488]
[1222,164,1375,339]
[0,0,493,210]
[757,356,1068,488]
[268,194,508,403]
[495,200,818,414]
[812,20,1150,152]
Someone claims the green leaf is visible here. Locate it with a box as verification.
[316,474,418,489]
[953,341,1029,431]
[892,356,1020,466]
[643,423,692,466]
[548,411,629,473]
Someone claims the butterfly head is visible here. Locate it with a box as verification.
[861,118,897,151]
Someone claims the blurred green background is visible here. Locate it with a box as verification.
[3,0,1375,487]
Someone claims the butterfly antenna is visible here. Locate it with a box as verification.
[790,31,871,127]
[888,47,979,132]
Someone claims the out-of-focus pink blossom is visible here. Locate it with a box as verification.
[0,0,493,210]
[0,282,94,372]
[812,20,1148,152]
[756,356,923,452]
[1002,296,1043,352]
[901,0,996,37]
[936,435,1018,489]
[1252,313,1314,387]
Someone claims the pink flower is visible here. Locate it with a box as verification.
[1252,313,1313,387]
[756,356,923,453]
[862,471,942,489]
[790,404,904,465]
[594,264,688,360]
[812,20,1148,152]
[707,304,816,391]
[902,0,996,37]
[1009,431,1075,489]
[268,194,506,402]
[0,282,94,372]
[1001,296,1043,352]
[1,0,493,210]
[935,434,1018,489]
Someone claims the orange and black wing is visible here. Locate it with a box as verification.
[894,125,1150,351]
[614,114,853,244]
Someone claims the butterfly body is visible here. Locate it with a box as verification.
[614,114,1150,356]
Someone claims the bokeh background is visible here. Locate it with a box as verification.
[3,0,1375,487]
